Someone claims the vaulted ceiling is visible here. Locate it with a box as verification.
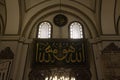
[0,0,120,39]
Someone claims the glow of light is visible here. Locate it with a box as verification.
[45,76,75,80]
[45,77,48,80]
[50,76,52,80]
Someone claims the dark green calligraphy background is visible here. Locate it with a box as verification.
[34,39,88,66]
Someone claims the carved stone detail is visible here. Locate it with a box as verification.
[0,47,14,59]
[102,43,120,80]
[102,43,120,53]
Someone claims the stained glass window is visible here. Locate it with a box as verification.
[70,22,83,39]
[37,22,51,38]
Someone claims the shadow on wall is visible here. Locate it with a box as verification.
[0,47,14,80]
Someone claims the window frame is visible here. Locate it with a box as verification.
[69,21,84,39]
[36,21,53,39]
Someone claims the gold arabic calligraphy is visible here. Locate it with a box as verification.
[36,43,85,63]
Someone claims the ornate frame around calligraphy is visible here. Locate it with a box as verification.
[32,39,89,68]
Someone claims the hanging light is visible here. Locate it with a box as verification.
[45,68,76,80]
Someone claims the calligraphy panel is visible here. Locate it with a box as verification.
[33,39,88,67]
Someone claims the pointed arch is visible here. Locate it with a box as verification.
[22,4,98,39]
[117,16,120,34]
[0,15,4,35]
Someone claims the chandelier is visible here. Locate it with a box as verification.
[45,68,76,80]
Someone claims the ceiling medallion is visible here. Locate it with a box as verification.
[53,14,68,27]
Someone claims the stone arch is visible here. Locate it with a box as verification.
[117,16,120,34]
[0,15,4,35]
[22,4,98,39]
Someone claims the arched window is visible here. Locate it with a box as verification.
[37,22,52,38]
[70,22,83,39]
